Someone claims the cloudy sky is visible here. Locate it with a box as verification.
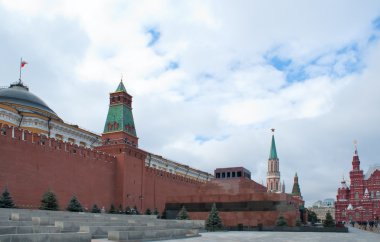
[1,0,380,206]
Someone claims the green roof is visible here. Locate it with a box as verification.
[115,81,127,92]
[103,104,137,136]
[269,134,278,160]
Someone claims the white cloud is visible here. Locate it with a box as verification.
[1,0,380,206]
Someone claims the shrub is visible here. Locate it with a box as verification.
[153,208,159,217]
[323,212,335,227]
[40,190,59,210]
[67,196,83,212]
[125,206,131,214]
[108,204,116,214]
[177,206,190,220]
[91,204,101,213]
[276,215,287,226]
[145,208,152,215]
[206,203,223,231]
[0,187,15,208]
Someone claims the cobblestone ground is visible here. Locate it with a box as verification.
[151,227,380,242]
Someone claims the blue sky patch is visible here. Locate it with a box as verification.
[266,55,292,71]
[146,27,161,47]
[195,135,211,144]
[165,61,179,70]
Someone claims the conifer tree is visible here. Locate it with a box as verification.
[296,218,302,227]
[91,204,101,213]
[0,187,15,208]
[323,212,335,227]
[132,205,140,215]
[118,204,123,214]
[145,208,152,215]
[206,203,223,231]
[109,203,116,214]
[153,208,159,217]
[177,206,190,220]
[161,208,167,219]
[276,214,288,226]
[125,206,131,214]
[66,196,83,212]
[40,190,59,211]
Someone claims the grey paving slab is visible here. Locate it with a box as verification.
[93,227,380,242]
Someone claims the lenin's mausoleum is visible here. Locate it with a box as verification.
[0,77,304,227]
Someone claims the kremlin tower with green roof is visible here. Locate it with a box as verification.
[266,129,281,193]
[102,79,138,147]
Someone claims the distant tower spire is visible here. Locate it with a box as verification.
[282,180,285,193]
[291,172,302,198]
[266,128,281,192]
[352,140,360,171]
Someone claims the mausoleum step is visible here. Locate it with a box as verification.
[0,221,34,226]
[80,225,167,239]
[0,225,61,235]
[55,221,159,232]
[108,228,199,241]
[0,232,91,242]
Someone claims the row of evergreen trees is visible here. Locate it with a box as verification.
[0,188,158,215]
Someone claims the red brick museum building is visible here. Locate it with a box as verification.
[335,146,380,223]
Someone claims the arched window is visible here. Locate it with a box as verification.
[376,191,380,198]
[276,181,278,190]
[355,192,359,199]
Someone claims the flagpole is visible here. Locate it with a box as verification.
[19,57,22,84]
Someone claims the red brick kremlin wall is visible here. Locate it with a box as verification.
[0,124,203,213]
[0,124,116,210]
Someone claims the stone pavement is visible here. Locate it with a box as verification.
[93,227,380,242]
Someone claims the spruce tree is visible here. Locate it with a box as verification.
[296,218,302,227]
[323,212,335,227]
[118,204,123,214]
[0,187,15,208]
[145,208,152,215]
[206,203,223,231]
[161,208,167,219]
[276,215,288,226]
[153,208,159,217]
[132,205,140,215]
[109,203,116,214]
[91,204,101,213]
[40,190,59,211]
[66,196,83,212]
[177,206,190,220]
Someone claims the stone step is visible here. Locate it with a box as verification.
[11,212,157,221]
[0,232,91,242]
[80,225,167,239]
[0,225,61,235]
[55,221,158,232]
[31,215,157,226]
[0,221,34,226]
[108,228,199,241]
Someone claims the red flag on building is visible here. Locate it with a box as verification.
[21,60,28,68]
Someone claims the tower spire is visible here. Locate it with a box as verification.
[291,172,302,198]
[269,128,278,160]
[266,128,281,193]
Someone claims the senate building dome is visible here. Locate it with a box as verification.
[0,81,101,148]
[0,82,60,120]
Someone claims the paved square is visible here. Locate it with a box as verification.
[150,227,380,242]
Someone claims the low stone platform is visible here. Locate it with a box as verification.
[0,208,203,241]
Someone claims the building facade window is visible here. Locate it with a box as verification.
[376,191,380,198]
[355,192,359,199]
